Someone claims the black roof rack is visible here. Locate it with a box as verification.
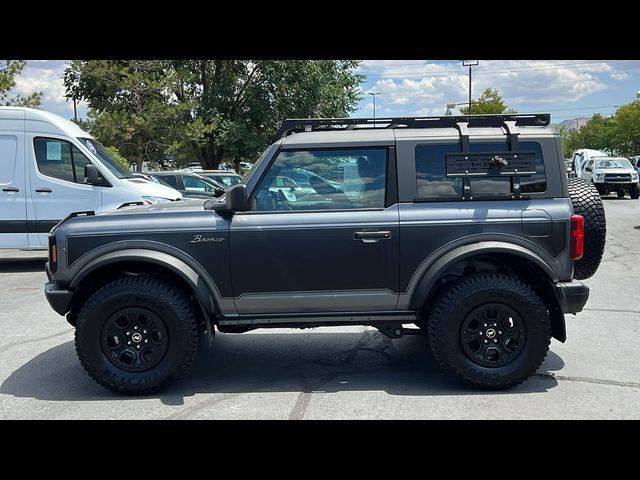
[273,113,551,142]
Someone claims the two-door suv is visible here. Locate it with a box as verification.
[44,114,606,394]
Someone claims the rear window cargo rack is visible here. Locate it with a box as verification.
[446,119,534,200]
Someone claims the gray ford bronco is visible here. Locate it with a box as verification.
[44,114,606,394]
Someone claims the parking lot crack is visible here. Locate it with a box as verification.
[0,329,73,355]
[535,372,640,389]
[288,391,313,420]
[166,393,247,419]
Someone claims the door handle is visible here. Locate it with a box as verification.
[353,231,392,243]
[2,187,19,192]
[35,188,52,193]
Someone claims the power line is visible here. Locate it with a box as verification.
[359,60,639,80]
[542,105,619,113]
[361,60,635,69]
[360,60,638,73]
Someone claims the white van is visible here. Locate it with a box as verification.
[0,107,182,250]
[572,148,610,178]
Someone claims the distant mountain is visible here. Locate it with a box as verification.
[559,117,590,131]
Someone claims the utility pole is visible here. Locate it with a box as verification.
[462,60,479,114]
[368,92,381,125]
[73,98,78,122]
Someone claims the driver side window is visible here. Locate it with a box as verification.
[251,148,388,212]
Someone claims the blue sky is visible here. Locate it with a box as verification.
[11,60,640,124]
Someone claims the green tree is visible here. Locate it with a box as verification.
[65,60,365,171]
[575,113,615,154]
[0,60,42,107]
[105,145,130,169]
[459,87,516,115]
[64,60,189,171]
[610,100,640,156]
[559,124,583,156]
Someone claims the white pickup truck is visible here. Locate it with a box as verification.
[580,156,640,199]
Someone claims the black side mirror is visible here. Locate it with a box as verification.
[585,167,592,172]
[84,164,103,185]
[226,184,248,211]
[206,184,248,213]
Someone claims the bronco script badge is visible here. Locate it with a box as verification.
[190,235,225,243]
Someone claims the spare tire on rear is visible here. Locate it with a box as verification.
[567,178,606,279]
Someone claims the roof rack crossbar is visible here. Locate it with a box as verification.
[272,113,551,142]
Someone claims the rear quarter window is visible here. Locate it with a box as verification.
[415,141,547,198]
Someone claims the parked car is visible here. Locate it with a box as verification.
[150,171,226,198]
[630,156,640,176]
[0,107,182,250]
[45,113,603,394]
[183,162,203,172]
[565,158,576,178]
[579,156,640,198]
[199,170,243,187]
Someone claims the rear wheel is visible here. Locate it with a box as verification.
[630,183,640,200]
[428,273,551,389]
[75,275,200,395]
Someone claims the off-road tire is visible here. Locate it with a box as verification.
[567,178,606,280]
[428,273,551,389]
[75,275,200,395]
[630,183,640,200]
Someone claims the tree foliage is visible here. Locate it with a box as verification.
[0,60,42,107]
[459,88,516,115]
[64,60,365,171]
[560,101,640,157]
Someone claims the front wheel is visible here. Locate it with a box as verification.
[630,183,640,200]
[428,273,551,389]
[75,276,200,395]
[617,189,626,198]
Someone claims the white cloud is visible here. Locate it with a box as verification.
[611,72,630,81]
[9,60,87,118]
[13,63,68,108]
[356,60,635,117]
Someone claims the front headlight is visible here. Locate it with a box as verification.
[141,196,173,205]
[594,173,605,182]
[632,172,639,182]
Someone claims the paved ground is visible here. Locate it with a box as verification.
[1,197,639,419]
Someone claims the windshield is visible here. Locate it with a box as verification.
[78,137,133,178]
[594,158,633,169]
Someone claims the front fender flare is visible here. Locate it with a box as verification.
[70,248,219,316]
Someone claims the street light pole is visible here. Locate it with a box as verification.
[462,60,479,114]
[368,92,381,125]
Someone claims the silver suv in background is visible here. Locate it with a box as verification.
[580,156,640,199]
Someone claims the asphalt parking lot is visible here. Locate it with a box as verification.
[1,198,639,419]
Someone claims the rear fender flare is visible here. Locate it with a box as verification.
[408,241,559,311]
